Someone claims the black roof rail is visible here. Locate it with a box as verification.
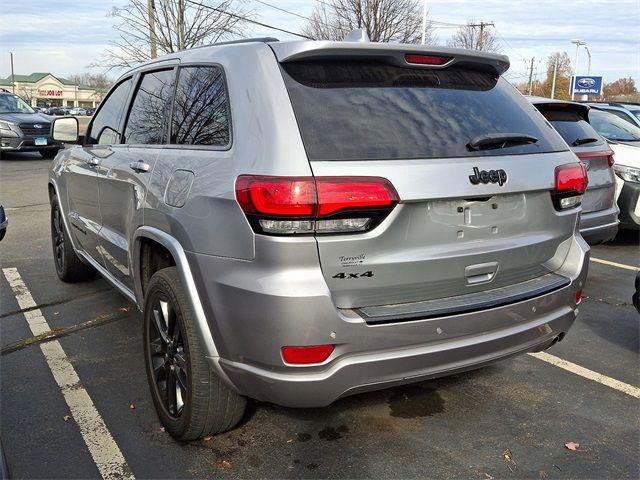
[212,37,279,47]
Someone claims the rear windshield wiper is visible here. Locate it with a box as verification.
[572,137,599,146]
[467,133,538,151]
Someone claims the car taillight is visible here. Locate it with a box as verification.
[575,149,615,168]
[575,288,583,305]
[236,175,399,235]
[552,162,588,210]
[404,54,452,66]
[281,345,335,365]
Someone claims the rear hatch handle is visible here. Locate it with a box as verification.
[465,262,499,285]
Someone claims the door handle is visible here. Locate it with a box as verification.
[86,157,100,167]
[129,161,151,173]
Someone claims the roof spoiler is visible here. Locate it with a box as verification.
[269,42,510,75]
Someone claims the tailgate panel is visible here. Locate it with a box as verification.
[311,152,579,309]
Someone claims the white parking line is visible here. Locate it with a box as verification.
[529,351,640,399]
[2,268,134,480]
[591,257,640,272]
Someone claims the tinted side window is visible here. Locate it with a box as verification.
[170,66,230,147]
[87,79,132,145]
[124,69,176,145]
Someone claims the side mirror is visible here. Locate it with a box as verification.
[52,116,79,143]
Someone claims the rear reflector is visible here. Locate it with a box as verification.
[282,345,335,364]
[404,54,452,66]
[236,175,399,235]
[553,162,588,210]
[575,289,583,305]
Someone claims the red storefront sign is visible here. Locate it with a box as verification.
[37,89,63,97]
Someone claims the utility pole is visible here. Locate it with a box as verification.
[527,57,535,95]
[177,0,185,51]
[469,21,494,50]
[10,52,15,93]
[421,0,428,45]
[148,0,157,58]
[550,57,558,99]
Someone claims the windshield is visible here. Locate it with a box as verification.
[0,94,35,114]
[589,109,640,142]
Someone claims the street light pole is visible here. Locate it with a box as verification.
[570,39,586,100]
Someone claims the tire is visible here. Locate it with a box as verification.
[143,267,246,441]
[40,149,60,159]
[50,194,94,282]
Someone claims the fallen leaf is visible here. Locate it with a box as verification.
[502,449,517,472]
[99,314,106,320]
[63,415,71,422]
[159,426,165,433]
[129,403,136,410]
[201,436,214,447]
[119,307,129,313]
[564,441,580,451]
[286,438,293,443]
[216,460,232,470]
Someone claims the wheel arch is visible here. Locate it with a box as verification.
[132,226,221,360]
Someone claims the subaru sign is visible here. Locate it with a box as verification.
[572,75,603,95]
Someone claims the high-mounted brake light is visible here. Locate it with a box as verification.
[236,175,399,235]
[282,345,335,365]
[404,54,452,66]
[552,162,588,210]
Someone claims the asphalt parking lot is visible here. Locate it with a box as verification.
[0,152,638,479]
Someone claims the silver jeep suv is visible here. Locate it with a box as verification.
[48,36,589,441]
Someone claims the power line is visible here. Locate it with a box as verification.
[251,0,311,21]
[182,0,314,39]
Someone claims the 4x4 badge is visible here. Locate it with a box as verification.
[469,167,507,186]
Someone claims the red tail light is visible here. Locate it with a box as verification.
[575,288,583,305]
[236,175,399,235]
[405,54,452,66]
[575,149,615,168]
[282,345,335,365]
[553,162,588,210]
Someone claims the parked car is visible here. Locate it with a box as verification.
[587,109,640,229]
[49,34,589,441]
[528,97,618,243]
[589,108,640,146]
[84,107,96,116]
[0,204,7,241]
[586,102,640,128]
[69,107,87,116]
[0,92,64,158]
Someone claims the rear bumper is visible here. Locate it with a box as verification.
[579,205,619,244]
[617,181,640,229]
[190,234,589,408]
[219,309,576,407]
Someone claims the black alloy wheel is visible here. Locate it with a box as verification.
[52,202,65,274]
[143,267,246,441]
[146,292,188,418]
[49,194,93,282]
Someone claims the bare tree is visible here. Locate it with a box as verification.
[302,0,435,44]
[68,73,113,91]
[95,0,251,70]
[447,20,500,52]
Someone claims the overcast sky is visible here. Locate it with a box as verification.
[0,0,638,86]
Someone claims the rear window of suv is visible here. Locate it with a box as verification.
[537,108,605,148]
[281,59,567,161]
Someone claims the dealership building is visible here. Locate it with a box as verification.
[0,72,103,108]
